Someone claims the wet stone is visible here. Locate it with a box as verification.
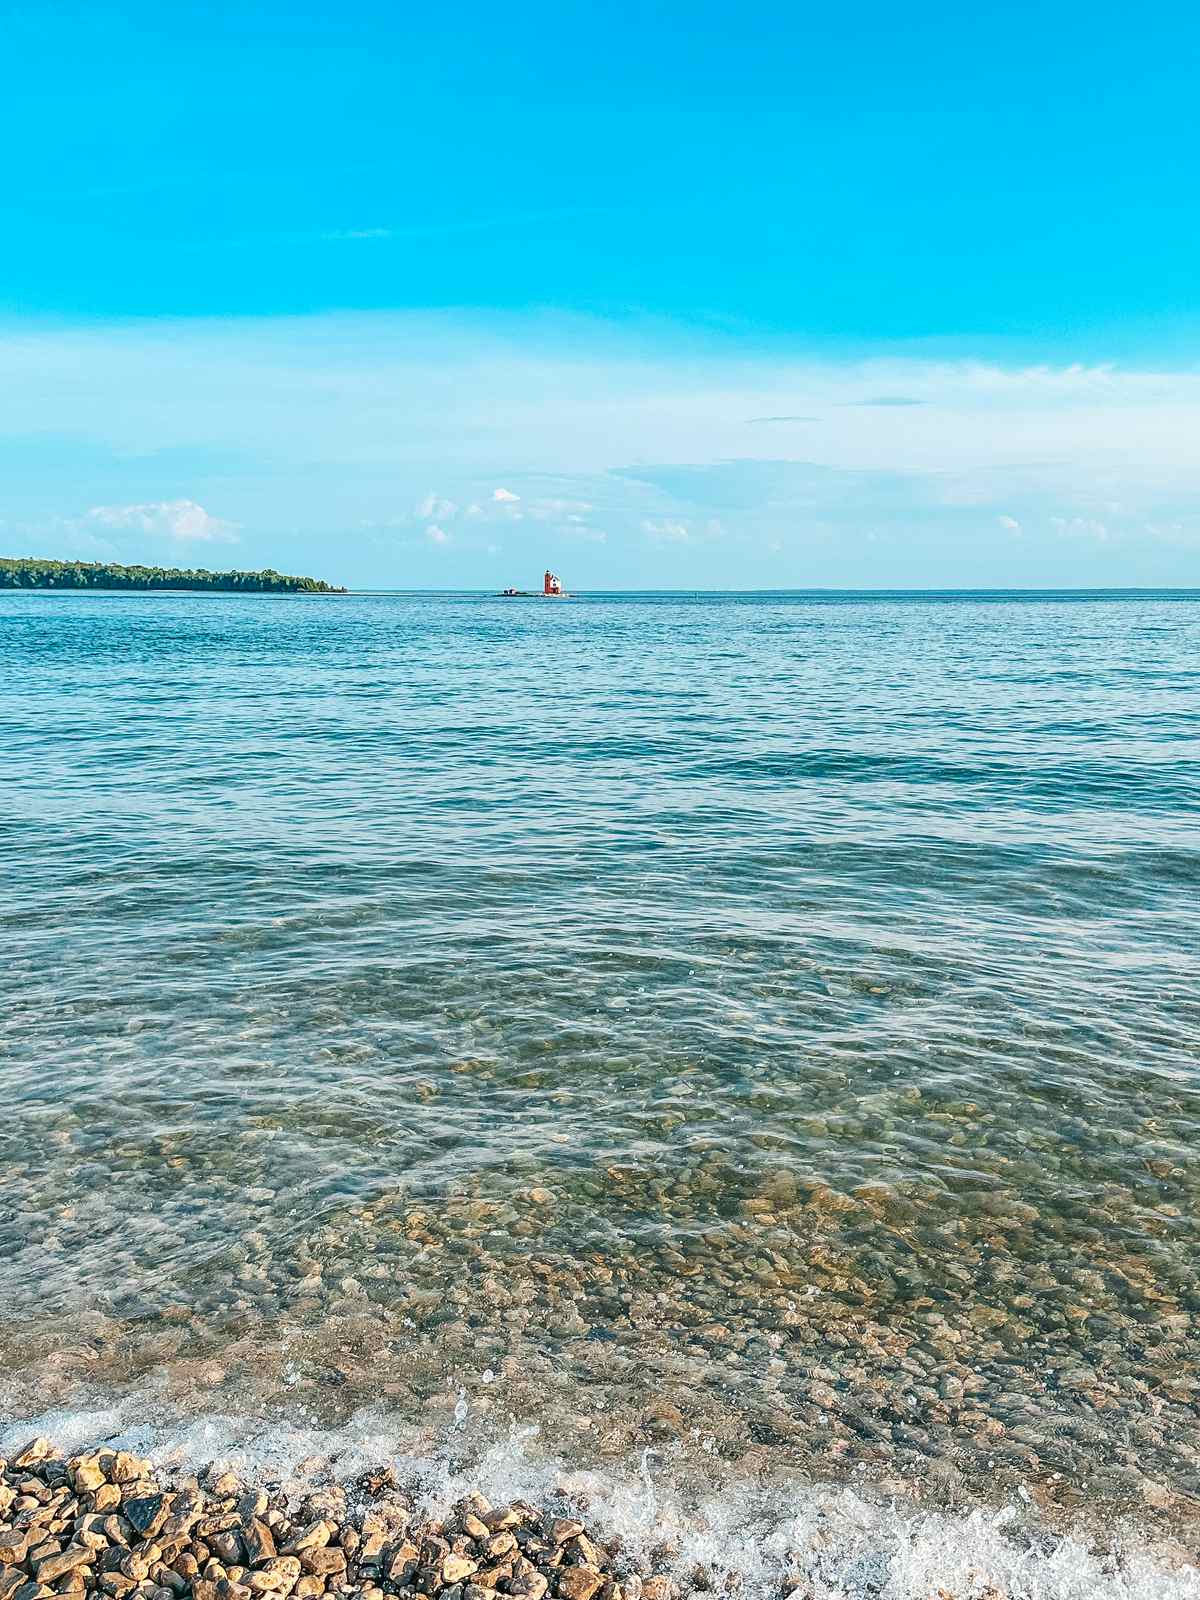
[121,1501,167,1542]
[546,1523,584,1547]
[240,1523,275,1567]
[556,1572,602,1600]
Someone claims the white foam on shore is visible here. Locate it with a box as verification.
[4,1403,1198,1600]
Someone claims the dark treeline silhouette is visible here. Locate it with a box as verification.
[0,557,344,593]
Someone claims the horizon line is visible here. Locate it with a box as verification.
[342,584,1200,595]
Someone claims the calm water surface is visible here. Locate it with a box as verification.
[2,590,1199,1557]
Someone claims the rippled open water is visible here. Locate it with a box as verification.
[3,589,1200,1590]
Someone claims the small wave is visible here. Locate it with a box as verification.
[3,1403,1197,1600]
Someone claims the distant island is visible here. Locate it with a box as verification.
[0,557,344,593]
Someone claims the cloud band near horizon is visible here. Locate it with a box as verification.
[1,311,1198,589]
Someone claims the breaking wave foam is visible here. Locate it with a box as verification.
[3,1402,1198,1600]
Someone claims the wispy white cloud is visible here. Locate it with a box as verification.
[1051,515,1110,543]
[5,310,1200,585]
[317,207,586,250]
[425,523,450,544]
[418,493,458,519]
[847,395,927,408]
[322,227,394,242]
[84,499,237,542]
[642,518,690,543]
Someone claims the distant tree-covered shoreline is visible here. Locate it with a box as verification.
[0,557,344,593]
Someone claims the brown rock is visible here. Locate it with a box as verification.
[158,1513,198,1548]
[383,1543,419,1584]
[641,1582,674,1600]
[97,1576,135,1599]
[209,1533,244,1567]
[280,1524,330,1557]
[92,1488,122,1514]
[557,1573,602,1600]
[357,1530,387,1563]
[482,1510,522,1533]
[474,1566,515,1590]
[116,1552,151,1583]
[291,1580,324,1600]
[297,1550,344,1578]
[34,1549,92,1586]
[197,1518,240,1541]
[0,1534,29,1568]
[508,1572,548,1600]
[247,1557,301,1593]
[242,1521,276,1566]
[0,1568,25,1600]
[442,1556,478,1584]
[563,1536,603,1569]
[70,1461,107,1495]
[483,1532,516,1561]
[547,1522,585,1547]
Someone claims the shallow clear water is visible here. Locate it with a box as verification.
[2,589,1199,1586]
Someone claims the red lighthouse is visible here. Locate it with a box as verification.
[544,570,563,595]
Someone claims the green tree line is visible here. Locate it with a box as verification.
[0,557,344,593]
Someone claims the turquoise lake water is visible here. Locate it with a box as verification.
[2,589,1199,1589]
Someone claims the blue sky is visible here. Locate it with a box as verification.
[3,0,1200,587]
